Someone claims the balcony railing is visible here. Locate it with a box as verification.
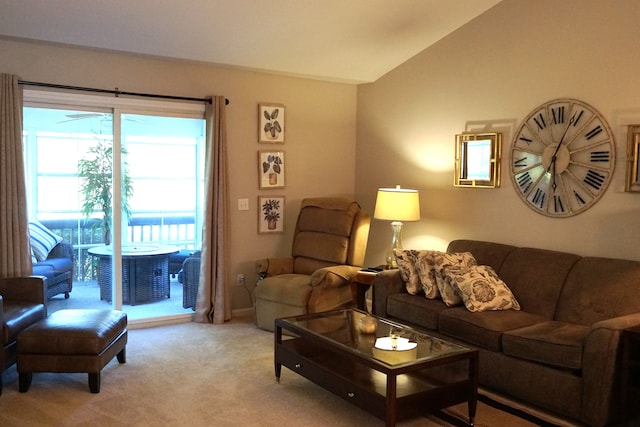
[40,216,197,282]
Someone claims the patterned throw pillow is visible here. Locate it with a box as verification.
[415,250,442,299]
[393,249,422,294]
[450,265,521,312]
[28,219,63,262]
[432,252,477,306]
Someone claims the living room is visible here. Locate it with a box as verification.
[5,0,638,320]
[2,0,640,425]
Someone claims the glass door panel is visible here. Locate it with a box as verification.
[23,107,116,313]
[23,106,205,321]
[119,112,205,320]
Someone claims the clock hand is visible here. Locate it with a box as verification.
[546,117,574,173]
[552,158,557,192]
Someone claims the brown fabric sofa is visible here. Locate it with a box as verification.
[372,239,640,427]
[0,276,47,395]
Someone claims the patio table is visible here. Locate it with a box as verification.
[88,244,179,305]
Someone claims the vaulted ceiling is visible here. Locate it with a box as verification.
[0,0,502,83]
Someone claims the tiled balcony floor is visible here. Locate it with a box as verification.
[47,276,195,322]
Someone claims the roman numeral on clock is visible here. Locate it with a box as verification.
[517,171,532,193]
[532,188,545,208]
[553,195,565,213]
[573,190,586,205]
[571,110,584,127]
[513,157,527,168]
[533,113,546,130]
[584,169,605,190]
[590,151,610,162]
[585,125,603,140]
[518,136,532,145]
[552,106,565,124]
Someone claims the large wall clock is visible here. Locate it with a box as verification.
[510,98,615,217]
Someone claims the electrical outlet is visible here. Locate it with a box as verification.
[236,274,245,286]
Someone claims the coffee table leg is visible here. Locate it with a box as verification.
[468,400,476,426]
[275,324,282,383]
[385,374,397,427]
[468,354,479,426]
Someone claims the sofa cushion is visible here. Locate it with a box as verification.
[451,265,520,312]
[496,247,580,319]
[439,308,546,351]
[28,219,63,262]
[254,274,311,307]
[447,240,516,272]
[393,249,422,295]
[502,321,589,370]
[32,264,55,279]
[433,252,477,306]
[34,257,73,275]
[415,250,441,298]
[387,293,449,330]
[439,270,463,307]
[555,257,640,326]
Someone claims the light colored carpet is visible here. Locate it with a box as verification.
[0,317,556,426]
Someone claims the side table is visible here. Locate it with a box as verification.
[621,325,640,424]
[350,267,388,313]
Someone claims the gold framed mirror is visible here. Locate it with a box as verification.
[626,125,640,192]
[454,132,502,188]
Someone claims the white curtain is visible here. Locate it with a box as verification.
[0,74,31,278]
[194,96,231,323]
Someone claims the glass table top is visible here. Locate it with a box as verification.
[278,309,472,366]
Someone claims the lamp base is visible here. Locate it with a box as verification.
[385,221,404,269]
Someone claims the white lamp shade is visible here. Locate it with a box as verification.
[373,187,420,221]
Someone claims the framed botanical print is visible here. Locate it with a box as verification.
[258,103,285,143]
[258,150,285,189]
[258,196,285,233]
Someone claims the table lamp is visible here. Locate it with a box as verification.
[373,185,420,268]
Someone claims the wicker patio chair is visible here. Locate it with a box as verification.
[180,251,201,311]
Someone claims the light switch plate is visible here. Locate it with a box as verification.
[238,198,249,211]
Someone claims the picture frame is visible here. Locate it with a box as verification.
[258,150,285,189]
[258,103,285,143]
[258,196,285,233]
[626,125,640,192]
[454,132,502,188]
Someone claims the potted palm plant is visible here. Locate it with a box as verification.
[78,138,133,245]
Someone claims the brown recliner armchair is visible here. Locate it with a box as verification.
[0,276,47,395]
[254,197,370,331]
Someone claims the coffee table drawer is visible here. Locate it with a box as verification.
[277,339,386,418]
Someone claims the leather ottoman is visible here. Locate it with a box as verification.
[17,309,127,393]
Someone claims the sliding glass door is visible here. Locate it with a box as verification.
[23,93,205,324]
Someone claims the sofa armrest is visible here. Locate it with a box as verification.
[581,312,640,426]
[47,241,74,260]
[310,265,360,288]
[372,269,405,317]
[255,257,294,278]
[0,276,47,305]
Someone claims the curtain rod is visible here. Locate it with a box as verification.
[17,80,229,105]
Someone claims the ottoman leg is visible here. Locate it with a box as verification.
[88,372,101,393]
[117,347,126,364]
[19,373,32,393]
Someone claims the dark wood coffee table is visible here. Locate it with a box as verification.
[275,309,478,426]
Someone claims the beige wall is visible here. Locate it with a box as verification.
[357,0,640,265]
[1,37,358,310]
